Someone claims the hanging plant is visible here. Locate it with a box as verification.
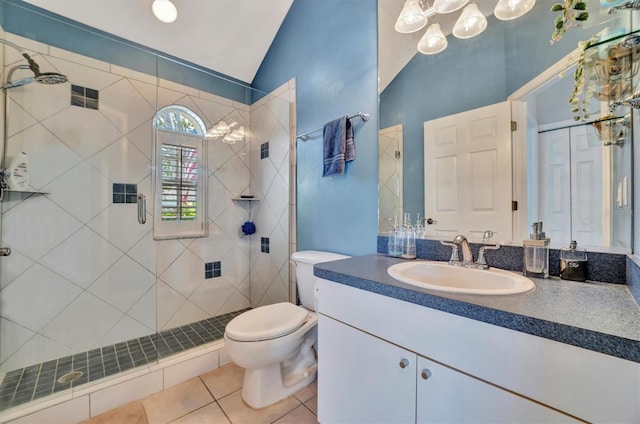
[550,0,589,44]
[567,36,599,121]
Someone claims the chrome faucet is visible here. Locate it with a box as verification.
[453,235,473,265]
[440,234,500,270]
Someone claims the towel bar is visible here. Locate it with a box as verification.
[297,112,370,141]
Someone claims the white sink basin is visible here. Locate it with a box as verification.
[387,261,535,295]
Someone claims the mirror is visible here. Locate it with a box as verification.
[378,0,637,250]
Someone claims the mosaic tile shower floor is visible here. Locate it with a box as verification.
[0,309,249,411]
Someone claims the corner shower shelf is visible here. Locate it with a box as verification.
[3,189,49,196]
[232,196,261,201]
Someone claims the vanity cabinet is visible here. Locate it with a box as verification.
[316,278,640,423]
[319,314,577,423]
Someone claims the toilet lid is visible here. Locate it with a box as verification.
[225,302,309,342]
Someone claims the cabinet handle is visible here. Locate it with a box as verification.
[399,358,410,369]
[421,369,432,380]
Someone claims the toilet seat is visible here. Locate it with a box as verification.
[225,302,309,342]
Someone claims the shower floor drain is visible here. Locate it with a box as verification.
[57,370,83,384]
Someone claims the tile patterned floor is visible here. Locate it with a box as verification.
[0,309,249,412]
[82,363,318,424]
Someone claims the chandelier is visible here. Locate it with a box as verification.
[395,0,536,54]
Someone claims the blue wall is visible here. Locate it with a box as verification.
[1,0,253,103]
[252,0,379,256]
[380,3,597,217]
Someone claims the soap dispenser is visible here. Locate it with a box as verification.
[387,219,402,258]
[560,240,587,282]
[522,222,549,278]
[400,213,416,259]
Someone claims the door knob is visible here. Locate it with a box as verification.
[0,247,11,257]
[399,358,410,369]
[421,369,432,380]
[425,218,437,225]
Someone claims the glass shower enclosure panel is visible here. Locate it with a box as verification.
[0,25,159,412]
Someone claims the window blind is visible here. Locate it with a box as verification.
[161,144,198,221]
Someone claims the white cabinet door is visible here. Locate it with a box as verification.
[318,314,416,424]
[416,356,578,423]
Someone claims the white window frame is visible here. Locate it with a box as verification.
[153,107,208,240]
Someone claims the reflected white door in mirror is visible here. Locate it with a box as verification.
[423,102,512,242]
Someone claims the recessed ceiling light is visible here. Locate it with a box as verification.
[152,0,178,24]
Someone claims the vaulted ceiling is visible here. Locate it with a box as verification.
[22,0,294,84]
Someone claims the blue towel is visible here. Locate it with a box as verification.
[323,115,355,177]
[345,118,355,162]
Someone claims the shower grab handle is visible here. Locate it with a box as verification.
[137,194,146,225]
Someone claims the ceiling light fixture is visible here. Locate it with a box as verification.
[452,3,487,39]
[418,23,448,55]
[395,0,430,33]
[396,0,536,55]
[152,0,178,24]
[494,0,536,20]
[433,0,469,14]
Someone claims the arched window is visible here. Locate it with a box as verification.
[154,105,206,135]
[153,106,208,239]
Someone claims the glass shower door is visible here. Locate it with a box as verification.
[0,28,159,412]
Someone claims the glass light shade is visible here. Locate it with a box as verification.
[206,120,232,138]
[395,0,428,33]
[432,0,469,14]
[494,0,536,20]
[152,0,178,23]
[418,23,448,55]
[223,126,245,144]
[452,4,487,39]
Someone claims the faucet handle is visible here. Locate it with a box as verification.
[482,230,496,243]
[440,240,461,265]
[477,244,501,269]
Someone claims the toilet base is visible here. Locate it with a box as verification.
[241,362,317,409]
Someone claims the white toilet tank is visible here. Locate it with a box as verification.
[291,250,350,311]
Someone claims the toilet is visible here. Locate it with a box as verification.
[224,250,350,409]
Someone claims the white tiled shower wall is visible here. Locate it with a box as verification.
[378,125,403,233]
[0,32,292,372]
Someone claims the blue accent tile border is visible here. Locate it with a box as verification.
[70,84,99,110]
[377,236,626,284]
[113,183,137,204]
[261,237,270,253]
[0,308,249,412]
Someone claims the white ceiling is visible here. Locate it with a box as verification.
[378,0,496,92]
[22,0,293,84]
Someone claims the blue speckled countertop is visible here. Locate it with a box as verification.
[314,254,640,363]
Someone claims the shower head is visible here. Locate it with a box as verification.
[2,57,68,90]
[35,72,68,85]
[22,53,68,85]
[0,38,68,90]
